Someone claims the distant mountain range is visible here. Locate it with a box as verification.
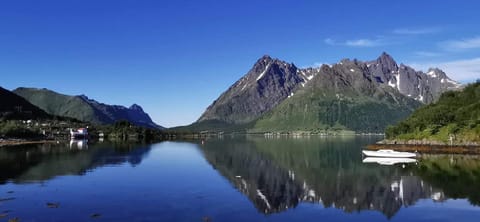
[13,87,163,129]
[0,86,50,120]
[186,52,461,133]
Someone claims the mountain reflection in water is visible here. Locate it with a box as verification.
[0,142,152,184]
[199,136,480,218]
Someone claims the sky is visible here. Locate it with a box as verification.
[1,0,479,127]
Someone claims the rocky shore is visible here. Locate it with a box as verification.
[378,139,479,146]
[368,143,480,155]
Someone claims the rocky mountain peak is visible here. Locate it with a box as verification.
[248,55,298,83]
[253,55,294,69]
[426,68,448,79]
[249,55,274,80]
[253,55,273,67]
[375,52,398,71]
[78,94,91,101]
[260,54,273,61]
[129,103,144,111]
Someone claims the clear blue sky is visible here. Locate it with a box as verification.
[1,0,479,127]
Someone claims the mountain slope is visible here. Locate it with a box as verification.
[0,86,50,120]
[194,52,461,133]
[253,57,422,133]
[197,55,305,124]
[13,87,163,129]
[386,82,480,144]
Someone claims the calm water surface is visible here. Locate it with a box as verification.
[1,137,480,221]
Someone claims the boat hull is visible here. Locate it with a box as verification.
[362,150,416,158]
[363,157,417,165]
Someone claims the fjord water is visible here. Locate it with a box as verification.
[1,137,480,221]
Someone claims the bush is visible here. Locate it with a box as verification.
[0,121,41,138]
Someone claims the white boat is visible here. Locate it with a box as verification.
[362,157,417,165]
[362,149,416,158]
[70,128,88,139]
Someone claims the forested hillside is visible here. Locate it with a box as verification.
[386,82,480,144]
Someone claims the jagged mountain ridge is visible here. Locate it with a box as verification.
[195,52,461,132]
[254,59,423,133]
[366,52,461,103]
[13,87,163,129]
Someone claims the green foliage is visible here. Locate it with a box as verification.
[387,83,480,142]
[169,119,254,134]
[0,118,163,141]
[253,89,420,133]
[114,120,132,129]
[98,120,162,141]
[0,121,41,138]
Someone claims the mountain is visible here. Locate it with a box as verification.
[13,87,163,129]
[193,52,461,133]
[0,86,50,120]
[386,82,480,144]
[253,60,422,133]
[198,55,304,124]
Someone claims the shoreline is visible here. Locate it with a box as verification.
[0,139,60,147]
[378,139,479,147]
[367,143,480,155]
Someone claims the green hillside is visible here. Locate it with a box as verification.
[13,87,102,123]
[386,82,480,143]
[253,92,419,134]
[13,87,163,129]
